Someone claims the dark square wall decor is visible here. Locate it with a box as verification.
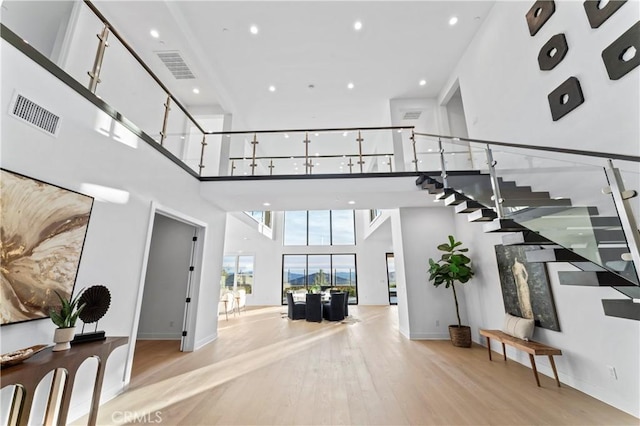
[538,33,569,71]
[0,169,94,326]
[526,1,556,36]
[602,21,640,80]
[494,245,560,331]
[583,0,627,29]
[548,76,585,121]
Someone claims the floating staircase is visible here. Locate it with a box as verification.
[417,173,640,321]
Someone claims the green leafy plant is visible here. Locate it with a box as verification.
[49,290,86,328]
[428,235,474,328]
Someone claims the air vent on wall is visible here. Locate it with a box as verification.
[10,94,60,136]
[402,111,422,120]
[156,51,196,79]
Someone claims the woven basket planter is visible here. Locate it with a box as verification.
[448,325,472,348]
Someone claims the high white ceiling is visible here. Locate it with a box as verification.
[93,1,495,131]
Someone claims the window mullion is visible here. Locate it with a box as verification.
[329,210,333,245]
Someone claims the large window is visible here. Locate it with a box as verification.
[282,254,357,304]
[221,255,254,294]
[283,210,355,246]
[245,210,272,228]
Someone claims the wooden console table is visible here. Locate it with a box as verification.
[1,336,128,426]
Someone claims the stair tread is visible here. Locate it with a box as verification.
[602,299,640,321]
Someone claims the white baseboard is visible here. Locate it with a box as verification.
[195,332,218,350]
[409,332,450,340]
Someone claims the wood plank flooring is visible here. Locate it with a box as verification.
[85,306,638,425]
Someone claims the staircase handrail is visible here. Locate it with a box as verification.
[413,132,640,163]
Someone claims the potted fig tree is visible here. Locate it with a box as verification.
[428,235,474,347]
[50,290,86,351]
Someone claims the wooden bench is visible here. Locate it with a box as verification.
[479,329,562,388]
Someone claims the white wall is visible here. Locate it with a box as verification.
[222,210,393,306]
[137,214,194,340]
[0,40,226,421]
[445,1,639,157]
[1,1,75,62]
[442,2,640,417]
[390,207,463,339]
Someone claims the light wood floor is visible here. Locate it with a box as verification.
[90,306,637,425]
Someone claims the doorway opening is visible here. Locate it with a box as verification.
[124,203,206,385]
[441,80,475,169]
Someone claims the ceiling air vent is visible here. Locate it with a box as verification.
[10,94,60,136]
[156,51,196,79]
[402,111,422,120]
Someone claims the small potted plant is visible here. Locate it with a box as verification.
[428,236,474,348]
[50,289,86,351]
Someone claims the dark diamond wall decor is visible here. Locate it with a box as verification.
[538,34,569,70]
[526,1,556,36]
[602,21,640,80]
[583,0,627,29]
[548,77,585,121]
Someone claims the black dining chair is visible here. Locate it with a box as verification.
[330,289,349,316]
[322,292,346,321]
[286,292,306,320]
[305,293,322,322]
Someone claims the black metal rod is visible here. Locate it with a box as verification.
[413,132,640,163]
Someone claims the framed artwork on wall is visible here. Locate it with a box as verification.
[494,244,560,331]
[0,169,94,326]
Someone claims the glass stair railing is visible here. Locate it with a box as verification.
[415,138,640,302]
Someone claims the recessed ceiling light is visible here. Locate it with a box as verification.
[284,133,289,138]
[354,21,363,31]
[192,88,200,94]
[269,85,276,92]
[263,202,271,206]
[343,132,348,137]
[314,133,319,136]
[348,200,356,205]
[250,25,259,35]
[347,82,354,89]
[150,29,159,38]
[419,79,427,86]
[449,16,458,26]
[315,152,319,156]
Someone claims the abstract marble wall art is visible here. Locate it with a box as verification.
[0,169,93,325]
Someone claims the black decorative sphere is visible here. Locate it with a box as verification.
[78,285,111,324]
